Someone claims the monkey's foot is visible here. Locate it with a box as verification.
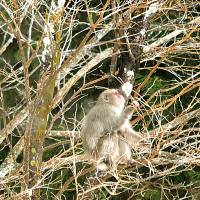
[127,159,137,165]
[97,162,109,171]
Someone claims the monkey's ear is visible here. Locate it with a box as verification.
[103,94,109,102]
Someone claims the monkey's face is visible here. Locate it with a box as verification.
[99,89,126,108]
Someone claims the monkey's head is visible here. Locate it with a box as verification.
[97,89,126,108]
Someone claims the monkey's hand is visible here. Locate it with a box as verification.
[123,106,135,119]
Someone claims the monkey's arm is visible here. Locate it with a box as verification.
[119,122,150,149]
[121,128,143,147]
[100,105,135,132]
[122,106,135,119]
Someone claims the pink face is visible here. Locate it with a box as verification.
[102,89,125,107]
[112,90,125,105]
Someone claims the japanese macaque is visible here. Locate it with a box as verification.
[81,88,148,170]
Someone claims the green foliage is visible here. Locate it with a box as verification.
[136,73,167,95]
[0,1,199,199]
[143,189,161,200]
[40,167,74,199]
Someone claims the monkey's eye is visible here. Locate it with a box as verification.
[115,91,123,97]
[114,90,120,95]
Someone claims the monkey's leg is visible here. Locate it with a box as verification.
[121,127,143,146]
[120,127,151,153]
[97,133,122,171]
[118,140,132,164]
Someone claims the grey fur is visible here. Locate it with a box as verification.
[81,89,145,170]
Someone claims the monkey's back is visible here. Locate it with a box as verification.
[81,104,122,154]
